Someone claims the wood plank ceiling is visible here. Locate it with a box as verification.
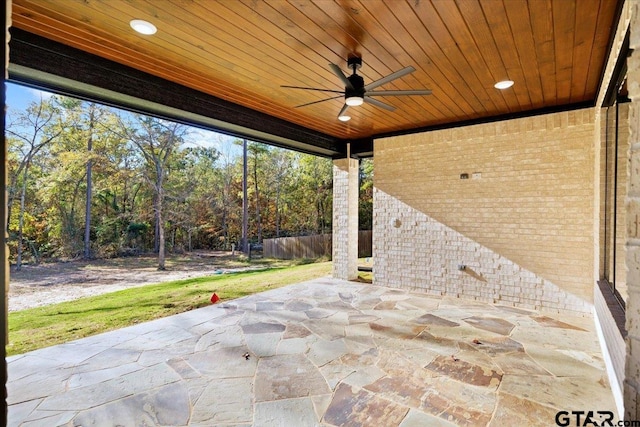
[10,0,620,143]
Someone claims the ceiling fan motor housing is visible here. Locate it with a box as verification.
[346,73,365,99]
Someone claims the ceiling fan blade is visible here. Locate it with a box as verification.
[281,85,344,94]
[365,89,432,96]
[364,96,396,111]
[295,95,343,108]
[329,63,355,91]
[338,103,350,117]
[364,66,416,91]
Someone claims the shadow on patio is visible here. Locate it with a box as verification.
[7,277,616,426]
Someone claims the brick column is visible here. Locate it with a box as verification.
[626,1,640,420]
[332,156,358,281]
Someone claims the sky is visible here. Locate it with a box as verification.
[5,81,243,156]
[6,81,51,113]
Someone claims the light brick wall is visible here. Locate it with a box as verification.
[332,158,358,280]
[374,109,596,313]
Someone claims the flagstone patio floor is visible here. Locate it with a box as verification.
[7,277,617,426]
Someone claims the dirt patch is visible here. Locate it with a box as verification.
[9,251,272,312]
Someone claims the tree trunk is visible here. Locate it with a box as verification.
[16,164,29,271]
[154,194,160,253]
[6,186,15,232]
[157,184,166,270]
[275,178,281,238]
[242,139,248,254]
[83,110,94,259]
[83,159,92,258]
[221,206,228,250]
[252,148,262,243]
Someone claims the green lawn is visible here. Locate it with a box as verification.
[7,261,332,356]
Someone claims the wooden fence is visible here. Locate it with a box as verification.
[263,230,372,260]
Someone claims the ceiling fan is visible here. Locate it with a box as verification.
[281,57,432,121]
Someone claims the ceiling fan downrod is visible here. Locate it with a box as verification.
[346,57,365,105]
[347,56,362,74]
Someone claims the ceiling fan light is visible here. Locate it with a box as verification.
[338,114,351,122]
[130,19,157,35]
[494,80,514,90]
[345,96,364,106]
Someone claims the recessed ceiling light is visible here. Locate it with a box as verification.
[130,19,157,35]
[494,80,514,90]
[338,114,351,122]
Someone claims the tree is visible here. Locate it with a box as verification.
[36,98,125,259]
[6,95,61,269]
[295,154,333,235]
[247,142,269,243]
[165,145,220,251]
[359,158,373,230]
[83,104,97,259]
[213,143,241,249]
[54,99,108,258]
[115,114,188,269]
[5,86,341,262]
[268,149,292,238]
[256,148,294,238]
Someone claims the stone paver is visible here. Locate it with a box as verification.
[7,278,618,426]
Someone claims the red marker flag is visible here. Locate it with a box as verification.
[210,293,220,304]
